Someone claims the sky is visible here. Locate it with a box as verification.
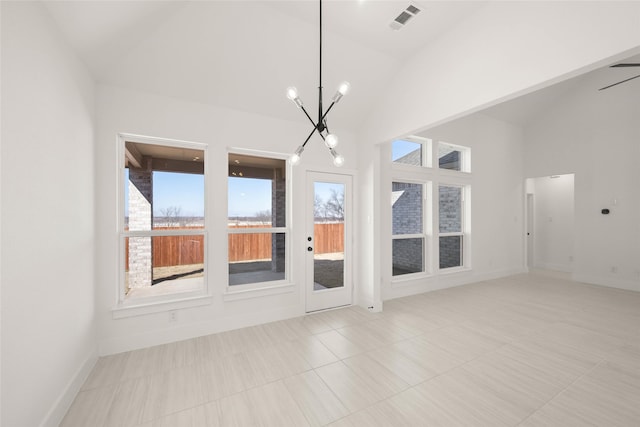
[392,139,421,161]
[228,177,272,218]
[125,170,346,219]
[124,169,205,217]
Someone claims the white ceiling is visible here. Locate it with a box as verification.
[42,1,639,133]
[481,53,640,127]
[43,0,487,131]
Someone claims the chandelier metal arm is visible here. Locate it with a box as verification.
[301,125,318,149]
[299,104,318,130]
[320,100,336,124]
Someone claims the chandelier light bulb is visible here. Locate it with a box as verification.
[286,86,298,100]
[325,133,339,148]
[290,145,305,165]
[331,81,351,103]
[338,81,351,96]
[286,86,304,108]
[330,149,345,167]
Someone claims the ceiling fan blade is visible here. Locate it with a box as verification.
[611,63,640,68]
[599,73,640,91]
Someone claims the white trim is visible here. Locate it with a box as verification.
[225,149,291,293]
[116,133,209,308]
[436,140,472,173]
[99,304,304,356]
[39,348,98,427]
[391,136,433,168]
[572,273,640,292]
[223,282,295,301]
[305,170,355,312]
[112,294,213,319]
[385,267,526,300]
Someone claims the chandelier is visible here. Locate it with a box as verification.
[287,0,351,167]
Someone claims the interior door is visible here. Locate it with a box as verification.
[305,171,353,312]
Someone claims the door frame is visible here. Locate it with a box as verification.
[305,170,354,312]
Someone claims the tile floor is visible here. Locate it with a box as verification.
[61,272,640,426]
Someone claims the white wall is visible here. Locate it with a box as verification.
[1,3,97,427]
[528,174,575,272]
[361,1,640,146]
[95,85,358,355]
[380,113,526,300]
[525,68,640,291]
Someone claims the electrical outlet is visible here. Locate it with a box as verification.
[169,310,178,323]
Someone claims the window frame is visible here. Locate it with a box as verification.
[226,149,292,294]
[115,133,210,313]
[391,136,432,168]
[391,179,432,279]
[437,141,471,173]
[389,137,472,285]
[437,183,469,272]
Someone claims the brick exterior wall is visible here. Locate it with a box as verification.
[439,186,462,268]
[392,182,423,272]
[271,170,286,273]
[391,183,464,273]
[127,166,152,289]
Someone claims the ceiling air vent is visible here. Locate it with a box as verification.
[390,4,421,30]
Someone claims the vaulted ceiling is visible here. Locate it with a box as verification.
[42,1,638,133]
[44,0,486,132]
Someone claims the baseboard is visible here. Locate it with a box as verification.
[535,262,572,273]
[40,347,99,427]
[572,273,640,292]
[99,304,303,356]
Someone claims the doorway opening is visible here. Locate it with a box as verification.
[525,173,575,275]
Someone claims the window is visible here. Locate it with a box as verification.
[121,137,206,303]
[392,137,431,167]
[438,142,470,172]
[439,185,465,269]
[392,181,426,276]
[389,138,471,283]
[228,153,288,287]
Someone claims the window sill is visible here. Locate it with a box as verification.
[223,282,295,302]
[112,293,213,319]
[438,266,472,276]
[391,272,432,285]
[391,267,472,288]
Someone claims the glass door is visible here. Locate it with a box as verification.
[305,171,352,312]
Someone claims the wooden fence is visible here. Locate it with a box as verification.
[125,223,344,269]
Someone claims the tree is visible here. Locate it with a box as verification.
[324,188,344,221]
[254,209,272,224]
[159,205,182,227]
[314,194,325,221]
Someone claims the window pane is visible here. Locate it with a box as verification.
[439,186,462,233]
[153,172,205,229]
[392,140,422,166]
[392,182,423,235]
[124,141,204,231]
[228,154,286,228]
[314,182,345,290]
[392,238,424,276]
[440,236,462,269]
[438,144,462,171]
[228,232,286,286]
[125,235,205,299]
